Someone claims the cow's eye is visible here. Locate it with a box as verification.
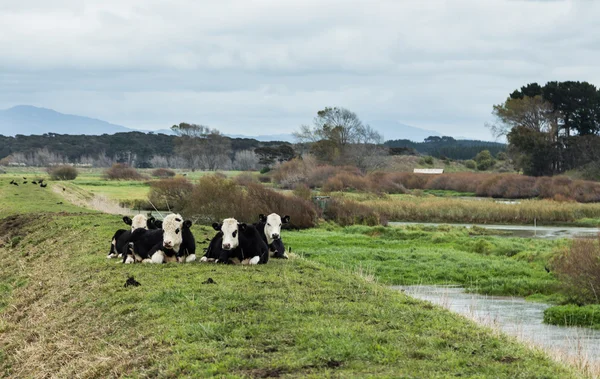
[233,230,237,238]
[175,228,180,234]
[279,224,282,227]
[267,223,271,226]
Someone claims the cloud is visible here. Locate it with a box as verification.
[1,0,599,140]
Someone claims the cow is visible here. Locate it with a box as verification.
[200,218,268,265]
[124,213,195,264]
[107,214,161,259]
[254,213,290,259]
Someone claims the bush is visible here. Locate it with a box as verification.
[151,168,176,178]
[258,175,271,183]
[551,237,600,304]
[47,165,78,180]
[260,167,271,174]
[544,304,600,328]
[182,176,317,228]
[104,164,145,180]
[475,150,495,171]
[419,156,434,165]
[234,172,257,186]
[323,198,382,226]
[293,183,312,201]
[148,177,194,211]
[465,160,477,169]
[272,158,307,189]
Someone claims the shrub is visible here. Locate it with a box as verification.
[234,172,257,186]
[551,237,600,304]
[258,175,271,183]
[543,304,600,327]
[148,177,194,211]
[104,163,145,180]
[323,198,382,226]
[419,156,434,165]
[260,167,271,174]
[272,158,307,189]
[465,160,477,169]
[151,168,176,178]
[47,165,78,180]
[475,150,495,171]
[293,183,312,201]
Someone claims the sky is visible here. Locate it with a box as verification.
[1,0,599,141]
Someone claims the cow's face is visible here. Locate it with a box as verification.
[130,214,149,231]
[261,213,290,244]
[214,218,246,250]
[162,213,184,250]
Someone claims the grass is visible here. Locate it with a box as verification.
[363,195,600,225]
[286,224,565,299]
[544,305,600,329]
[0,173,582,377]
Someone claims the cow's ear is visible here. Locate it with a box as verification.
[238,223,247,231]
[212,223,221,231]
[154,220,163,229]
[282,215,290,224]
[259,214,267,222]
[184,220,192,228]
[123,216,132,225]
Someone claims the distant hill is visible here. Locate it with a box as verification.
[0,105,133,136]
[368,120,442,142]
[385,136,506,160]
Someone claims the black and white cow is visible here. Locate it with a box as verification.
[200,218,269,265]
[124,213,195,264]
[254,213,290,259]
[107,214,159,259]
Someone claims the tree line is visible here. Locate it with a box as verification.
[384,136,506,160]
[489,80,600,177]
[0,129,294,170]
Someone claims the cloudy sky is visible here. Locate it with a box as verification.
[1,0,598,141]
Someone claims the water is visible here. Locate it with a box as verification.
[395,285,600,363]
[389,221,599,239]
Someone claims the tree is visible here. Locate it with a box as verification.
[474,150,495,171]
[293,107,383,166]
[171,123,232,170]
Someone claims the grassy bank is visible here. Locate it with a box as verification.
[287,224,564,299]
[0,181,581,377]
[544,305,600,329]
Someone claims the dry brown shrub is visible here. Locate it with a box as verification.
[104,163,145,180]
[475,175,503,197]
[366,172,407,194]
[323,198,382,226]
[272,158,307,189]
[148,177,193,211]
[552,236,600,304]
[47,165,78,180]
[258,175,271,183]
[234,172,257,186]
[185,175,250,223]
[306,165,339,188]
[293,183,312,201]
[245,183,317,229]
[393,173,429,189]
[322,176,344,192]
[151,168,176,178]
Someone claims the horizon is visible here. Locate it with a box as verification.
[1,1,598,141]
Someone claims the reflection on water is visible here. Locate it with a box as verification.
[395,285,600,362]
[389,222,599,239]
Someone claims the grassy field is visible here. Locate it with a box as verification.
[0,173,583,377]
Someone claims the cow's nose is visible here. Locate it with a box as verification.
[272,233,280,240]
[223,243,231,250]
[164,241,172,248]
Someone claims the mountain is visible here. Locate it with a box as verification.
[0,105,133,136]
[226,133,296,143]
[368,120,442,142]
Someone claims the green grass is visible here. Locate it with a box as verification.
[287,224,564,299]
[544,305,600,329]
[0,176,581,377]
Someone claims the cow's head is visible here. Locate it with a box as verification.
[123,215,149,231]
[162,213,185,251]
[213,218,246,250]
[259,213,290,245]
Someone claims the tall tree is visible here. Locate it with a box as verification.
[171,123,232,170]
[294,107,383,167]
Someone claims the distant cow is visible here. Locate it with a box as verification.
[125,213,195,264]
[254,213,290,259]
[107,214,161,259]
[201,218,268,265]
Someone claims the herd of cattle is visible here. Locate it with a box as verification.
[108,213,290,265]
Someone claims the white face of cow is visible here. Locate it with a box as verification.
[162,213,184,251]
[131,214,149,231]
[262,213,290,245]
[220,218,240,250]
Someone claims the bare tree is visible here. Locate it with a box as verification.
[171,122,233,170]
